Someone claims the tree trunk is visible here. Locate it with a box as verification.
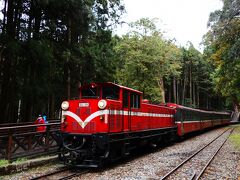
[168,82,171,103]
[14,0,21,40]
[67,19,72,100]
[182,68,187,105]
[50,94,55,118]
[2,0,7,34]
[232,97,240,122]
[176,79,179,104]
[158,77,165,103]
[6,0,15,38]
[189,65,192,105]
[15,0,22,40]
[196,84,198,107]
[33,3,41,40]
[28,0,34,39]
[173,77,176,103]
[193,83,196,107]
[206,94,209,109]
[0,0,15,123]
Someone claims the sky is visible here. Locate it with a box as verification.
[115,0,223,51]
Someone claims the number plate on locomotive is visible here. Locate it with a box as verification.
[79,103,89,107]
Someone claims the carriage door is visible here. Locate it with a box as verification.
[122,90,130,131]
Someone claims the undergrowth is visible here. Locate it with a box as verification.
[0,158,28,167]
[0,159,9,167]
[12,158,27,164]
[229,125,240,150]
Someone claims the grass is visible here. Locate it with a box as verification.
[0,158,28,168]
[0,159,9,167]
[229,125,240,150]
[12,158,27,164]
[0,154,56,168]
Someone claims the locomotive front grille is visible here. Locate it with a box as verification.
[76,107,91,116]
[85,122,96,132]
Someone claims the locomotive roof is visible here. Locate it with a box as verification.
[80,82,143,94]
[167,103,230,115]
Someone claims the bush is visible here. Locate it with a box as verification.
[229,127,240,150]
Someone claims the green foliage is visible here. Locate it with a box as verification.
[12,158,27,164]
[0,0,125,122]
[115,18,182,103]
[115,18,216,107]
[229,126,240,150]
[0,158,27,168]
[0,0,232,123]
[17,40,54,112]
[204,0,240,110]
[0,159,9,167]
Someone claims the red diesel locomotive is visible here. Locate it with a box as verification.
[59,82,231,167]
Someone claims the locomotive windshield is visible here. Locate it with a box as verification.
[80,84,120,100]
[81,87,99,98]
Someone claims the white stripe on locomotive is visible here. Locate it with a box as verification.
[62,110,174,129]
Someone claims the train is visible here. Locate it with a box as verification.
[59,82,231,167]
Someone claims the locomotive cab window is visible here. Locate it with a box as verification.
[102,86,120,100]
[130,93,140,109]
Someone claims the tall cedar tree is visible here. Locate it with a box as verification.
[0,0,124,123]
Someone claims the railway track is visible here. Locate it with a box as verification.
[161,127,234,180]
[30,167,90,180]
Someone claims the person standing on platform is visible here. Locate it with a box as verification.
[35,114,46,132]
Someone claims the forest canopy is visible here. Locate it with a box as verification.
[0,0,238,123]
[0,0,125,123]
[203,0,240,114]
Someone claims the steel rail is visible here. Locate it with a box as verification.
[30,167,89,180]
[30,167,72,180]
[160,128,231,180]
[195,128,234,180]
[58,170,90,180]
[189,170,196,180]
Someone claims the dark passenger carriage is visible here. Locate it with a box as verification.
[166,103,231,136]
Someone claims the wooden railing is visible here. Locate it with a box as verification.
[0,121,61,162]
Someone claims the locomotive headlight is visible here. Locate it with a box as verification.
[61,101,69,110]
[98,100,107,109]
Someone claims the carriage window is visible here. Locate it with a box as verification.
[123,91,129,108]
[186,111,190,121]
[102,86,120,100]
[81,87,98,98]
[130,93,140,108]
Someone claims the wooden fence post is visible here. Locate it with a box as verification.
[28,134,32,151]
[6,133,13,162]
[44,125,50,151]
